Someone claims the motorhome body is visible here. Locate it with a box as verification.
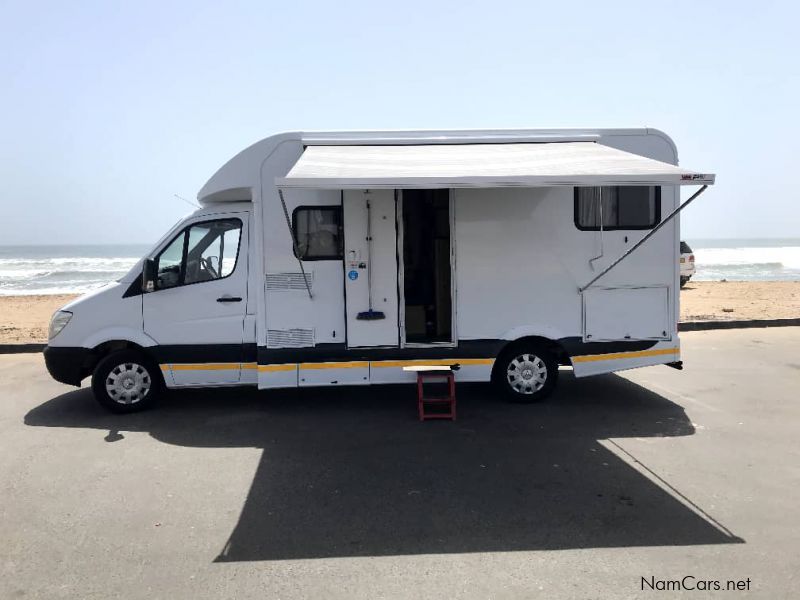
[43,128,715,412]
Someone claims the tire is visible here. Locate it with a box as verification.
[91,349,161,413]
[493,342,558,403]
[680,276,689,288]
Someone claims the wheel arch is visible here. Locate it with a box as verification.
[82,328,157,351]
[85,339,161,383]
[491,335,569,381]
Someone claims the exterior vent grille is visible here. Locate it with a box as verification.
[267,328,315,348]
[266,271,313,291]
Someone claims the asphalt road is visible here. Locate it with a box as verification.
[2,328,799,599]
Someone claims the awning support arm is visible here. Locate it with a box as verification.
[278,188,313,299]
[578,185,708,293]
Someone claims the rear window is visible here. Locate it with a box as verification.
[574,186,661,230]
[680,241,693,253]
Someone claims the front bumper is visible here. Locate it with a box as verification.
[43,346,93,387]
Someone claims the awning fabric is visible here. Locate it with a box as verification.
[276,142,714,189]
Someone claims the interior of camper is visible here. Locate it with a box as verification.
[401,189,453,345]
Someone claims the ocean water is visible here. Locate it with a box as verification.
[687,238,800,282]
[0,245,149,296]
[1,239,798,295]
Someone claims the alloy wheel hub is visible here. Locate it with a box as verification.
[507,353,547,394]
[105,362,151,405]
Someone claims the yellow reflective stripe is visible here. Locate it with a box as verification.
[371,358,494,368]
[160,350,676,373]
[258,364,296,373]
[299,361,369,370]
[572,347,679,364]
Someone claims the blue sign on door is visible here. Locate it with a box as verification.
[348,270,359,281]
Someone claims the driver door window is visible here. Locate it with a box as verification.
[156,218,242,289]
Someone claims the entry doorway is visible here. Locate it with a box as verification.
[399,189,454,345]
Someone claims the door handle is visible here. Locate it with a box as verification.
[216,296,242,303]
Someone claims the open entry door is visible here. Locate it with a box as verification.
[400,189,454,345]
[342,190,399,347]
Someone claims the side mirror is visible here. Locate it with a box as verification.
[142,259,157,293]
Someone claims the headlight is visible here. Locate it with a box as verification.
[48,310,73,340]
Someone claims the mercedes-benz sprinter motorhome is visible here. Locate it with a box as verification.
[44,128,714,412]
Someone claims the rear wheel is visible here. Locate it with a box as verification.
[91,350,161,413]
[680,276,689,288]
[494,343,558,403]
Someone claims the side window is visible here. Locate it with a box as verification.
[292,206,343,260]
[155,232,185,290]
[154,218,242,290]
[575,186,661,230]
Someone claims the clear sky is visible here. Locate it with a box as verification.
[1,1,798,245]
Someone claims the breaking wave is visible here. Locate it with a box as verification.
[692,245,800,281]
[0,248,146,295]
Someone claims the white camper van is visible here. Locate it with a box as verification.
[44,128,714,412]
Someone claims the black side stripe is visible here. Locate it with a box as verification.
[150,338,659,366]
[557,337,658,355]
[150,344,257,363]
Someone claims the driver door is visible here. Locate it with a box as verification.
[143,213,249,385]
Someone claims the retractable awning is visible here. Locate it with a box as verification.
[276,142,715,189]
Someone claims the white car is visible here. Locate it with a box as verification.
[680,241,696,287]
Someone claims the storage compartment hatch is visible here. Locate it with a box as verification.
[583,286,670,342]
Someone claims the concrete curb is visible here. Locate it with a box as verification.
[678,318,800,332]
[0,343,47,354]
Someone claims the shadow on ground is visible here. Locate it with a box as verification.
[25,372,743,561]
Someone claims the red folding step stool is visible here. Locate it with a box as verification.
[404,366,457,421]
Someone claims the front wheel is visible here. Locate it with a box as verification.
[494,343,558,403]
[91,350,161,413]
